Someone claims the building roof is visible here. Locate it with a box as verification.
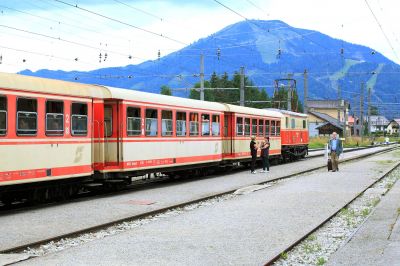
[308,111,343,129]
[264,108,308,118]
[369,115,390,126]
[347,115,355,123]
[307,99,350,109]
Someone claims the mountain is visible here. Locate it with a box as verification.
[19,20,400,118]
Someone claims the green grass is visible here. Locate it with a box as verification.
[362,208,370,217]
[316,257,327,265]
[308,136,374,149]
[280,252,288,260]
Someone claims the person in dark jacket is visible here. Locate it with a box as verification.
[260,137,270,173]
[250,135,258,174]
[328,132,343,172]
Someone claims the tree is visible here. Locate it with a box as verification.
[160,85,172,96]
[272,86,303,112]
[370,105,379,115]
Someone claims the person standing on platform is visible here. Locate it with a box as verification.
[250,136,258,174]
[260,137,270,173]
[328,132,343,172]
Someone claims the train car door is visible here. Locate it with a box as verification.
[104,100,120,166]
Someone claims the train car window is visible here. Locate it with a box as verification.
[201,114,210,136]
[303,120,307,129]
[258,120,264,136]
[162,110,173,136]
[236,117,243,136]
[244,118,250,136]
[46,100,64,136]
[17,98,37,135]
[291,118,295,129]
[104,106,113,137]
[0,96,7,136]
[145,109,158,136]
[176,112,187,136]
[71,103,88,136]
[223,116,228,137]
[251,119,257,135]
[271,120,276,136]
[212,115,220,136]
[265,120,270,136]
[189,113,199,136]
[285,117,289,128]
[127,107,141,136]
[276,121,281,136]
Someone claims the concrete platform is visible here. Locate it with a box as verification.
[0,146,393,252]
[328,172,400,266]
[14,149,400,265]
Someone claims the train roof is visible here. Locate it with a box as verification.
[105,86,227,111]
[225,104,283,118]
[264,108,308,118]
[0,72,110,99]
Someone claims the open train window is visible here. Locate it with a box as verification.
[258,120,264,136]
[212,115,220,136]
[71,103,87,136]
[265,120,270,136]
[244,118,250,136]
[145,109,158,136]
[201,114,210,136]
[162,110,173,136]
[127,107,141,136]
[0,96,6,136]
[236,117,243,136]
[276,121,281,136]
[251,119,257,136]
[17,98,37,136]
[271,120,276,136]
[176,112,187,136]
[46,100,64,136]
[189,113,199,136]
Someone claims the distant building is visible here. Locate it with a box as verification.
[386,119,400,135]
[368,115,389,133]
[306,99,350,137]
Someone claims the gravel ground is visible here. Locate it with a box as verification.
[274,167,400,266]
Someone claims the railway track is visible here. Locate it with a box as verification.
[1,144,397,258]
[264,150,400,265]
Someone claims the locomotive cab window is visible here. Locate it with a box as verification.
[201,114,210,136]
[71,103,87,136]
[176,112,187,136]
[212,115,220,136]
[258,120,264,136]
[303,119,307,129]
[17,98,37,135]
[127,107,141,136]
[236,117,243,136]
[189,113,199,136]
[252,119,257,135]
[0,96,6,136]
[46,100,64,136]
[145,109,158,136]
[244,118,250,136]
[291,118,296,129]
[162,110,173,136]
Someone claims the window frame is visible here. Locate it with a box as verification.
[276,120,281,136]
[189,112,199,136]
[271,120,276,136]
[291,118,296,129]
[0,95,7,136]
[201,113,211,136]
[258,119,264,136]
[126,106,142,136]
[45,99,64,137]
[16,97,38,136]
[265,120,270,136]
[236,116,243,136]
[176,111,187,137]
[244,117,251,136]
[71,102,88,136]
[211,114,220,137]
[145,108,159,137]
[303,119,307,129]
[161,109,173,137]
[251,118,257,136]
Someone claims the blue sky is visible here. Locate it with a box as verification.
[0,0,398,72]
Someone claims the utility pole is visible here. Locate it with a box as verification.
[200,54,204,101]
[337,85,341,122]
[368,87,371,135]
[240,66,245,106]
[303,69,308,114]
[360,82,365,139]
[287,73,293,111]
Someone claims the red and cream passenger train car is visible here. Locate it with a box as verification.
[0,73,308,203]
